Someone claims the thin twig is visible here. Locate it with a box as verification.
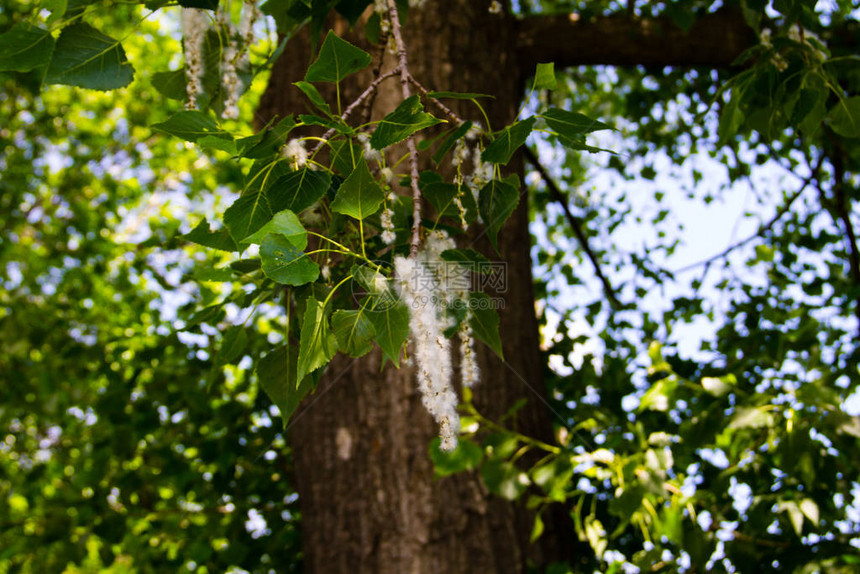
[674,159,821,276]
[344,69,400,124]
[359,30,391,125]
[523,146,621,309]
[309,69,401,157]
[408,75,464,125]
[386,0,422,257]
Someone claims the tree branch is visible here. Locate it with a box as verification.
[523,146,621,310]
[828,142,860,335]
[516,8,757,70]
[386,0,423,258]
[673,158,822,276]
[309,69,400,157]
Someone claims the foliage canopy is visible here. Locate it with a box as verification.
[1,0,860,572]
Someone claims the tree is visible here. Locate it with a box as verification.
[1,1,859,573]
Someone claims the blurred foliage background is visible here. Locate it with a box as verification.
[1,0,860,572]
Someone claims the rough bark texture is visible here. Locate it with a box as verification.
[517,8,757,69]
[257,2,575,573]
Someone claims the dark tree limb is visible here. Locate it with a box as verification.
[828,143,860,335]
[523,146,621,310]
[516,8,757,70]
[674,157,822,277]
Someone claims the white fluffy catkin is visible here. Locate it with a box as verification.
[181,8,209,110]
[394,230,480,451]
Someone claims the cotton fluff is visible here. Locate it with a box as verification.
[394,230,480,451]
[181,8,209,110]
[395,254,457,450]
[357,132,382,164]
[220,43,241,119]
[459,319,480,388]
[380,208,396,245]
[281,139,308,169]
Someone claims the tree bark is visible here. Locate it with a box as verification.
[255,2,765,572]
[516,7,757,69]
[258,2,575,573]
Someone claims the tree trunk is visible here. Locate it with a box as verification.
[258,2,577,572]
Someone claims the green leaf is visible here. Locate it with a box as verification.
[350,265,399,311]
[300,113,352,133]
[230,258,261,274]
[150,68,186,101]
[218,326,248,363]
[701,374,736,396]
[331,309,376,357]
[828,97,860,138]
[192,265,234,282]
[241,210,307,248]
[305,30,371,83]
[329,139,361,175]
[297,297,338,383]
[778,501,805,537]
[42,0,68,24]
[584,516,608,559]
[244,160,293,195]
[45,23,134,90]
[331,158,384,220]
[728,406,775,429]
[0,23,56,74]
[419,173,478,224]
[432,121,472,165]
[335,0,373,24]
[367,300,410,366]
[187,302,226,327]
[530,514,545,542]
[718,92,746,144]
[238,116,297,159]
[370,95,444,150]
[422,181,459,218]
[800,498,819,526]
[351,263,390,295]
[429,438,483,477]
[531,456,574,501]
[260,234,319,286]
[534,62,557,90]
[481,459,529,500]
[799,94,827,137]
[469,292,503,358]
[197,135,237,154]
[223,191,274,244]
[260,0,309,34]
[267,168,332,214]
[541,108,612,138]
[481,117,535,165]
[294,80,332,116]
[478,175,520,250]
[183,219,239,252]
[638,378,677,412]
[150,111,232,143]
[257,345,314,426]
[556,138,614,154]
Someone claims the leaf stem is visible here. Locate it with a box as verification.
[306,231,353,254]
[464,403,561,455]
[322,274,353,310]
